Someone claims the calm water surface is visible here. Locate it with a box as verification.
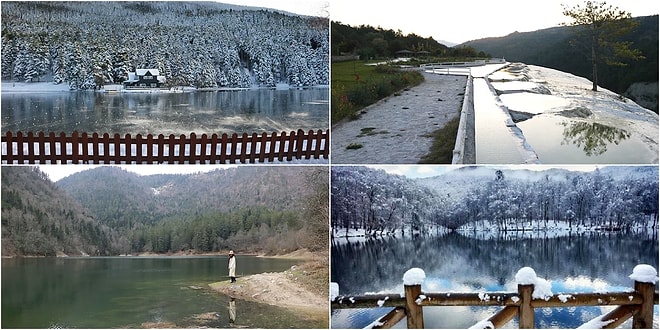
[2,256,321,328]
[1,88,328,135]
[331,231,658,329]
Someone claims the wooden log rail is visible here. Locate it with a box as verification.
[1,130,329,164]
[331,266,659,329]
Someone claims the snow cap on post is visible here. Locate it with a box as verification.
[403,268,426,286]
[515,266,553,300]
[629,264,658,284]
[515,267,537,285]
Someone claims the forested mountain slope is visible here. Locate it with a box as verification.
[460,15,658,111]
[56,166,327,254]
[56,166,313,229]
[1,166,123,256]
[1,1,329,89]
[2,166,328,256]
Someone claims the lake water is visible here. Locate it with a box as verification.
[1,88,329,136]
[331,231,659,329]
[2,256,323,329]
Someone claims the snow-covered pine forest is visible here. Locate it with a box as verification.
[1,2,329,90]
[331,166,658,237]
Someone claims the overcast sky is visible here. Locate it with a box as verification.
[37,165,235,182]
[330,0,658,44]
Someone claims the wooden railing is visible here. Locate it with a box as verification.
[2,130,329,164]
[331,266,659,329]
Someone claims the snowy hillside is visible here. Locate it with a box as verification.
[1,1,329,89]
[416,166,571,204]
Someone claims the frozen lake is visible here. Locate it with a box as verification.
[331,231,658,329]
[1,88,329,136]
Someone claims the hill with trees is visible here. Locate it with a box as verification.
[331,166,658,235]
[1,1,329,89]
[461,15,658,111]
[2,166,328,256]
[1,166,123,256]
[331,21,485,60]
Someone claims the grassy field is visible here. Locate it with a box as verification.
[331,60,424,124]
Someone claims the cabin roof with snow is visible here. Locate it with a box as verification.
[136,69,159,76]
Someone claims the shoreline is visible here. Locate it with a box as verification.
[1,81,329,93]
[207,256,329,325]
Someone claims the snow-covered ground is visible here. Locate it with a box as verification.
[1,82,73,93]
[332,219,657,243]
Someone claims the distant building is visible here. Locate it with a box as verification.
[123,69,166,88]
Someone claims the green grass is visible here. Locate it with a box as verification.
[418,115,460,164]
[331,61,424,124]
[357,127,389,137]
[346,143,364,150]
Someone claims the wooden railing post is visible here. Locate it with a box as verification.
[632,280,654,329]
[404,284,424,329]
[518,284,534,329]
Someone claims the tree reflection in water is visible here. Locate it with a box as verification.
[561,121,631,156]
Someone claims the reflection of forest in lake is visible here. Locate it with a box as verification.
[561,121,631,156]
[331,231,658,328]
[516,115,657,163]
[332,232,657,295]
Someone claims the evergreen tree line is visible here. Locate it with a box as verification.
[1,1,329,89]
[331,166,658,235]
[331,21,487,60]
[126,207,306,255]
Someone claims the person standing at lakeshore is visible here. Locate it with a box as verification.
[228,250,236,283]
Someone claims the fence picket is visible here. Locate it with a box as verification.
[249,133,258,163]
[2,130,328,164]
[17,131,24,161]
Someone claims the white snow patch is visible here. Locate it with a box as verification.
[629,264,658,284]
[468,320,495,329]
[403,268,426,286]
[515,267,553,300]
[478,292,490,302]
[515,267,538,285]
[511,296,520,303]
[377,296,389,307]
[577,315,616,329]
[415,294,427,305]
[557,294,573,303]
[629,295,634,301]
[330,282,339,302]
[362,319,385,329]
[349,297,355,304]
